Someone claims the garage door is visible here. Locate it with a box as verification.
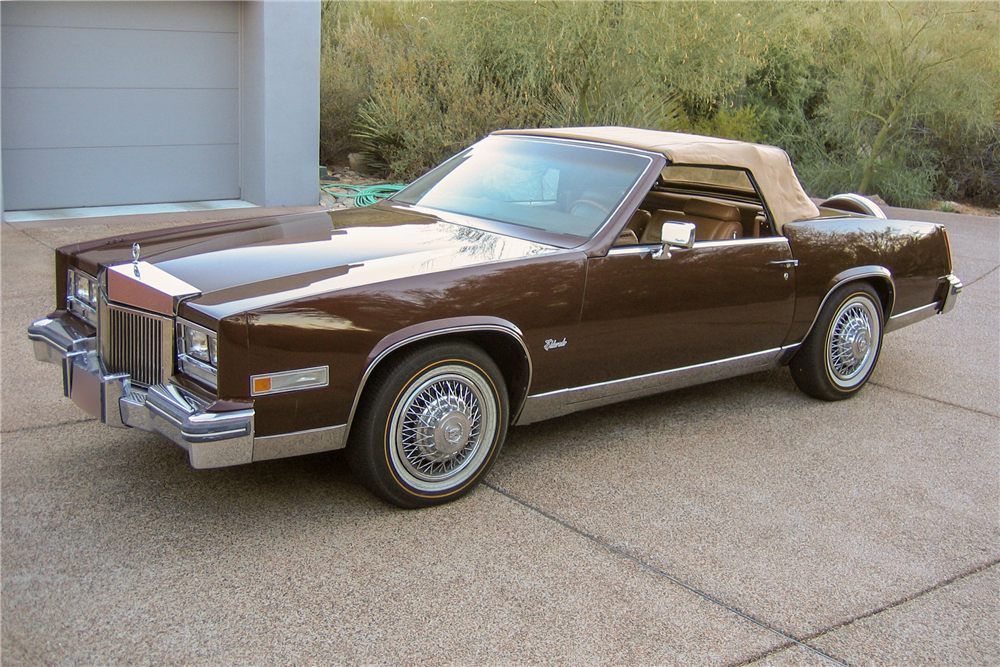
[2,2,240,210]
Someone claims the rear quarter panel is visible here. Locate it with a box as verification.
[783,217,951,343]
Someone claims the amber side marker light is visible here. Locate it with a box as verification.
[250,366,330,396]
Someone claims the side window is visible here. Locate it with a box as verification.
[627,165,772,243]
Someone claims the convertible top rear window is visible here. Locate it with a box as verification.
[661,165,755,193]
[394,137,652,239]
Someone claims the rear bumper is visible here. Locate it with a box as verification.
[938,273,962,315]
[28,314,254,468]
[885,273,963,334]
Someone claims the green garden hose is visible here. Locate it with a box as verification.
[322,183,407,207]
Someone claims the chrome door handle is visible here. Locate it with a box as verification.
[768,259,799,267]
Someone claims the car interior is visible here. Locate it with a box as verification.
[613,165,773,247]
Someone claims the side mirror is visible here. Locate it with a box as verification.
[652,221,696,259]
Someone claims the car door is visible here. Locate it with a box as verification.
[568,236,797,389]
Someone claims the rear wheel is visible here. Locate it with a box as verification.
[790,283,884,401]
[347,342,509,508]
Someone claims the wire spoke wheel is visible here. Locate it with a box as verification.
[790,284,884,401]
[394,372,488,484]
[826,298,878,386]
[347,342,509,508]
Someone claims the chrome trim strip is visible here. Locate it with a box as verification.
[694,236,790,248]
[253,424,347,462]
[517,347,788,425]
[884,303,938,333]
[607,235,789,256]
[884,273,962,334]
[607,245,651,256]
[344,324,533,445]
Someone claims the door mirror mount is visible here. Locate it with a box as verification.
[652,222,696,260]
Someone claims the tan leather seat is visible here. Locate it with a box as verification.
[640,199,743,243]
[612,209,651,246]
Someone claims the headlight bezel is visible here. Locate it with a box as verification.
[66,267,99,326]
[176,319,218,388]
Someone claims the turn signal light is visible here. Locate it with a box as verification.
[250,366,329,396]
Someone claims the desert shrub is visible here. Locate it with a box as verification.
[320,1,999,207]
[805,2,998,206]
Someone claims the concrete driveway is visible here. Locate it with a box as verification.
[2,204,997,666]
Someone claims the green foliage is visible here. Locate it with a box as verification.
[319,1,1000,207]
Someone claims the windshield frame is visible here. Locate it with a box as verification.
[389,136,659,249]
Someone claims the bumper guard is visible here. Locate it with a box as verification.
[28,314,254,468]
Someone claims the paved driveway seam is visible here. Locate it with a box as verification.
[867,381,1000,420]
[484,482,851,667]
[961,263,998,288]
[804,559,1000,640]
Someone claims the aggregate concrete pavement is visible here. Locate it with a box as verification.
[1,206,997,665]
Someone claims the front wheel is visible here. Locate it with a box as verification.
[790,284,884,401]
[346,342,509,508]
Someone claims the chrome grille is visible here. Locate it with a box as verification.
[100,302,173,387]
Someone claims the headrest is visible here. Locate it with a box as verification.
[683,199,741,222]
[628,209,652,226]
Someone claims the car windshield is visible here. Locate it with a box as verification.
[393,136,653,239]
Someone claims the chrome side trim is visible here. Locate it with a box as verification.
[607,236,789,256]
[344,324,533,445]
[694,236,790,249]
[607,245,651,256]
[253,424,347,462]
[884,303,938,333]
[517,347,788,425]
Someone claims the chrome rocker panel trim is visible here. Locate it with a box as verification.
[29,314,348,469]
[517,346,795,425]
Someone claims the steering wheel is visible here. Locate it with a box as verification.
[569,199,611,216]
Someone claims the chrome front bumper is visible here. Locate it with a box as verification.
[28,314,254,469]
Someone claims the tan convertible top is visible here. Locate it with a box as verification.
[493,126,820,229]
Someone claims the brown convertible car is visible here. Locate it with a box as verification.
[29,127,962,507]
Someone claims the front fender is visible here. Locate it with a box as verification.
[345,316,532,443]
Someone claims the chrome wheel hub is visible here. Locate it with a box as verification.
[397,375,484,480]
[827,296,880,386]
[830,304,872,379]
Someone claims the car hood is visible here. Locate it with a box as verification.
[69,206,558,319]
